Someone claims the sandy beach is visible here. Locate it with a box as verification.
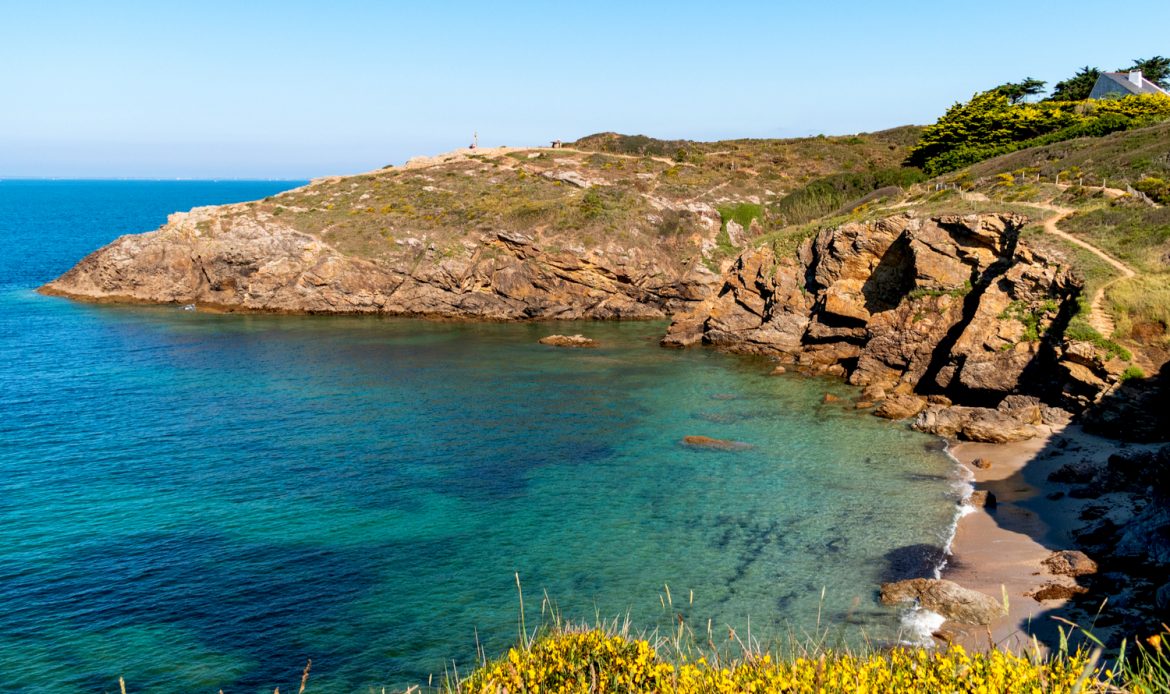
[940,423,1150,651]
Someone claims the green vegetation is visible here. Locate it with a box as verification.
[1065,317,1133,361]
[717,202,764,232]
[906,91,1170,175]
[909,280,972,302]
[769,167,925,225]
[1121,364,1147,381]
[1108,275,1170,345]
[1134,176,1170,204]
[994,76,1047,104]
[998,298,1057,342]
[961,119,1170,186]
[1061,204,1170,273]
[1049,66,1101,102]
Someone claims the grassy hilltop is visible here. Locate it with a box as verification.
[250,126,920,271]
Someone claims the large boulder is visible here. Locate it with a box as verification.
[1042,550,1098,577]
[913,405,1040,443]
[879,578,1007,625]
[874,395,927,420]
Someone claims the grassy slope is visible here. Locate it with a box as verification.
[202,129,919,278]
[961,119,1170,186]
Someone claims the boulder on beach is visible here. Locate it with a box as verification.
[1027,581,1088,602]
[971,458,992,470]
[1042,550,1098,577]
[682,435,752,451]
[874,395,927,420]
[966,490,997,509]
[913,405,1039,443]
[538,334,598,348]
[879,578,1007,625]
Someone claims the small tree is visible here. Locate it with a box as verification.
[995,77,1047,104]
[1048,66,1101,101]
[1120,56,1170,88]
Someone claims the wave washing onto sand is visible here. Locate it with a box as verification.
[899,439,975,645]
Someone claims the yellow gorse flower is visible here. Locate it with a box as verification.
[457,629,1101,693]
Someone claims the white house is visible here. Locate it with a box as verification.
[1089,70,1168,99]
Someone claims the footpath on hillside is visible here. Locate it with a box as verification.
[1029,202,1137,338]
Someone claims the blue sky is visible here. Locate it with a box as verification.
[2,0,1168,178]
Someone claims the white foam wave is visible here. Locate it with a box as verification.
[896,437,978,648]
[900,607,946,646]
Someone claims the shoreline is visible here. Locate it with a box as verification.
[937,423,1136,651]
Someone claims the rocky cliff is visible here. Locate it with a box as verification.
[664,213,1127,440]
[41,202,716,320]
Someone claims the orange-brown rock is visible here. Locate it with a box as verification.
[663,213,1104,432]
[1042,550,1098,577]
[538,334,597,348]
[682,435,752,451]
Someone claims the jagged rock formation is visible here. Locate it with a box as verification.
[664,213,1122,435]
[40,204,718,320]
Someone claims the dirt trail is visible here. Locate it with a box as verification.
[1029,202,1136,337]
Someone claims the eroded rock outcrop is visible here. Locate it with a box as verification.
[665,213,1119,436]
[41,202,720,321]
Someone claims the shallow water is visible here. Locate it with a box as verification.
[0,181,960,692]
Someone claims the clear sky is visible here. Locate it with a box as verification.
[3,0,1168,179]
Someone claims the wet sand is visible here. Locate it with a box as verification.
[941,424,1120,651]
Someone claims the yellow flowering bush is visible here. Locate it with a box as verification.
[456,630,1102,693]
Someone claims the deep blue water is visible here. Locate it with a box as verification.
[0,181,961,693]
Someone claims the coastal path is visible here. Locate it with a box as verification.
[1029,202,1137,338]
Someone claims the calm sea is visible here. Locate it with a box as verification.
[0,180,960,693]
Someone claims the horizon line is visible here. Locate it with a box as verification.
[0,177,311,182]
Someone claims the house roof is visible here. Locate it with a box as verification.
[1096,71,1168,96]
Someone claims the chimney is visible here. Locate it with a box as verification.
[1130,70,1144,87]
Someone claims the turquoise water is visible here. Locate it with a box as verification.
[0,181,961,693]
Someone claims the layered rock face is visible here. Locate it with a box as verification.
[665,213,1114,432]
[41,205,717,320]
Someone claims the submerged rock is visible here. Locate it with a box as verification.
[879,578,1007,625]
[538,334,598,348]
[682,435,752,451]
